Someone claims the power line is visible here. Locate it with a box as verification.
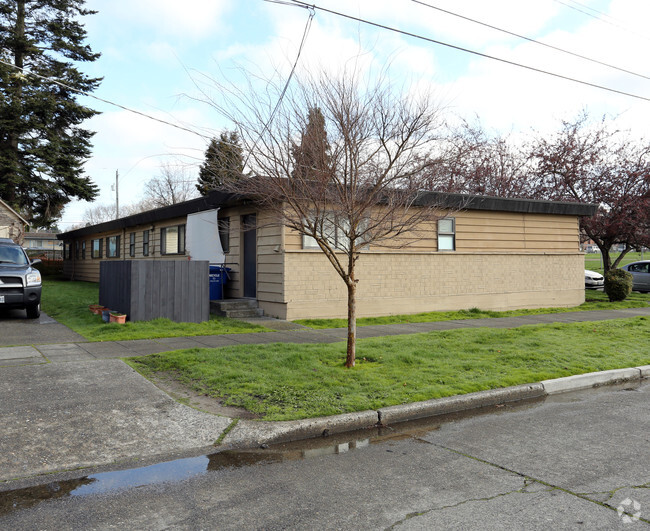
[552,0,650,42]
[286,0,650,103]
[411,0,650,80]
[245,2,315,167]
[0,58,214,141]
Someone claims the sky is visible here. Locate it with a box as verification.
[58,0,650,229]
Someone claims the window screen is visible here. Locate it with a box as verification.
[438,218,455,251]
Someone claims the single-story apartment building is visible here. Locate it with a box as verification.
[57,190,596,320]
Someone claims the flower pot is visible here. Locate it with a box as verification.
[109,312,126,324]
[101,309,111,323]
[89,304,103,315]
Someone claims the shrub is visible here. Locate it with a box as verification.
[604,268,633,301]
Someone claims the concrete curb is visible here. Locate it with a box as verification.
[225,410,379,447]
[540,367,643,394]
[377,383,546,425]
[223,366,648,448]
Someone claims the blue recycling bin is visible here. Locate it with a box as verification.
[209,264,230,300]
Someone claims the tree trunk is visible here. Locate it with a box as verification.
[345,280,357,368]
[612,246,631,269]
[4,0,25,205]
[599,244,612,273]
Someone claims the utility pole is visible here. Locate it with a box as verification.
[115,170,119,218]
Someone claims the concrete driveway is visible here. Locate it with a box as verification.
[0,310,86,346]
[0,353,233,482]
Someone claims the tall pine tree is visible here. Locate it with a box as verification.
[0,0,101,227]
[291,107,330,183]
[196,131,244,195]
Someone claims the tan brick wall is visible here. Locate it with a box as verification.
[276,251,585,320]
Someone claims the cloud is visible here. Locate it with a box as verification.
[88,0,233,41]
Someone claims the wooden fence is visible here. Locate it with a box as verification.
[99,260,210,323]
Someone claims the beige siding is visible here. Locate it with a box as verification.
[456,211,579,252]
[284,210,579,254]
[62,216,190,282]
[0,203,26,243]
[221,208,284,304]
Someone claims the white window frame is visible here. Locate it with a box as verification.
[437,218,455,251]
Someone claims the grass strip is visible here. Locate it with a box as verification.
[127,316,650,421]
[41,279,267,341]
[295,290,650,329]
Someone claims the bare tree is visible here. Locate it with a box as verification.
[82,200,155,226]
[426,119,534,198]
[213,68,450,367]
[143,162,199,208]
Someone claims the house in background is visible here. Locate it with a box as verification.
[0,198,28,244]
[57,190,596,321]
[23,231,63,259]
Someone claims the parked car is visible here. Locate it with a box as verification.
[621,261,650,293]
[585,269,604,289]
[0,238,42,318]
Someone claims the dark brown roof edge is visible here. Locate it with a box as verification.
[417,192,598,216]
[57,190,243,239]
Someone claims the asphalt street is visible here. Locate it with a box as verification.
[1,380,648,529]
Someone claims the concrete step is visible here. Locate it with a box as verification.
[222,308,265,319]
[210,299,264,319]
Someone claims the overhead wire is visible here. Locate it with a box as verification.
[0,58,214,141]
[245,2,315,168]
[552,0,650,41]
[411,0,650,80]
[285,0,650,103]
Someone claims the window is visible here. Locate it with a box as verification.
[301,215,366,251]
[106,235,120,258]
[63,242,72,260]
[75,241,80,260]
[91,238,103,259]
[129,232,136,257]
[143,230,150,256]
[161,225,186,255]
[219,217,230,253]
[437,218,455,251]
[302,218,336,249]
[81,240,86,260]
[629,263,649,273]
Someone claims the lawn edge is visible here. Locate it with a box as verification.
[222,366,648,447]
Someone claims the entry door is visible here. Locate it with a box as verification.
[242,214,257,298]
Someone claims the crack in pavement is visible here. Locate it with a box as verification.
[384,477,555,530]
[399,436,650,526]
[577,481,650,504]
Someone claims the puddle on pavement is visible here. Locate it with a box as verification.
[1,380,645,516]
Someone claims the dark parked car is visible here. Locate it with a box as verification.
[0,238,42,318]
[621,261,650,293]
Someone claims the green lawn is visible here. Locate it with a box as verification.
[127,316,650,421]
[295,290,650,329]
[42,278,649,338]
[41,279,267,341]
[585,251,648,274]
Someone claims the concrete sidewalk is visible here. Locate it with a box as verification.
[1,306,649,366]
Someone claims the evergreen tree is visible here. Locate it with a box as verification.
[0,0,101,228]
[196,131,244,195]
[291,107,330,183]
